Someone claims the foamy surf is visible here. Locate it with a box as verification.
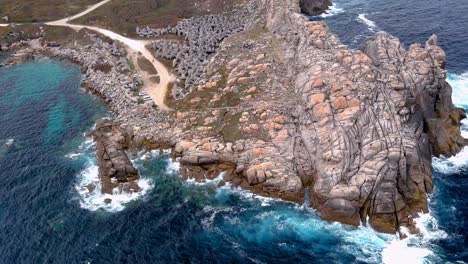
[448,72,468,107]
[208,183,448,263]
[320,3,345,18]
[71,138,154,212]
[358,13,378,31]
[185,172,225,186]
[433,72,468,173]
[75,158,154,212]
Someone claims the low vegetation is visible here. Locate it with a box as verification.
[0,0,100,23]
[71,0,246,37]
[137,57,158,75]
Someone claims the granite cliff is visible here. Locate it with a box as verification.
[161,0,466,234]
[0,0,465,234]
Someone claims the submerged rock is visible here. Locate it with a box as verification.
[4,138,14,148]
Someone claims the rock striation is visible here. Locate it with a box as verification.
[91,119,140,196]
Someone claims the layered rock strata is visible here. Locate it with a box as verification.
[91,119,140,195]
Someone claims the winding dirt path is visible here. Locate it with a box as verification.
[10,0,174,110]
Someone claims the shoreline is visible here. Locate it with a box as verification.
[0,0,466,236]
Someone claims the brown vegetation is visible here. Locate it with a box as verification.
[0,0,100,23]
[137,57,158,75]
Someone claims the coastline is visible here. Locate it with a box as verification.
[0,0,466,236]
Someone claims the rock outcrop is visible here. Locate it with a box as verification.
[2,0,465,235]
[1,48,34,66]
[163,0,466,234]
[91,119,140,196]
[299,0,332,16]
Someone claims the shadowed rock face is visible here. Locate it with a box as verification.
[299,0,332,16]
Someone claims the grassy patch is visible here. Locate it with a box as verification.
[221,112,244,142]
[163,65,243,111]
[0,0,100,22]
[0,24,80,46]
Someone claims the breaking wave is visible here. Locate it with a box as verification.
[320,3,345,18]
[448,72,468,107]
[190,182,448,263]
[433,72,468,173]
[71,137,154,212]
[357,13,378,31]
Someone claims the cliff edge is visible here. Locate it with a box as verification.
[1,0,464,234]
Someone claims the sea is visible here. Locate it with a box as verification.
[0,0,467,263]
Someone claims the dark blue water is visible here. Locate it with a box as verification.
[319,0,468,262]
[0,0,467,262]
[321,0,468,74]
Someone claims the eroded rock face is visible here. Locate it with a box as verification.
[299,0,332,16]
[169,0,465,234]
[92,119,140,195]
[256,0,466,233]
[4,0,464,235]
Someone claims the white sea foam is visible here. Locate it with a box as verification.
[75,159,154,212]
[65,137,94,159]
[214,184,450,263]
[382,210,448,264]
[166,157,180,174]
[381,237,432,264]
[185,172,225,186]
[448,72,468,107]
[320,3,344,18]
[217,183,286,207]
[70,138,154,212]
[433,72,468,173]
[5,138,14,147]
[358,13,378,31]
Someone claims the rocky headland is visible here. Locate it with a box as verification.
[91,119,140,197]
[1,0,465,235]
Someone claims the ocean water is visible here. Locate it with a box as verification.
[0,1,467,263]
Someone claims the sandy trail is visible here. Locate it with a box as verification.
[37,0,174,110]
